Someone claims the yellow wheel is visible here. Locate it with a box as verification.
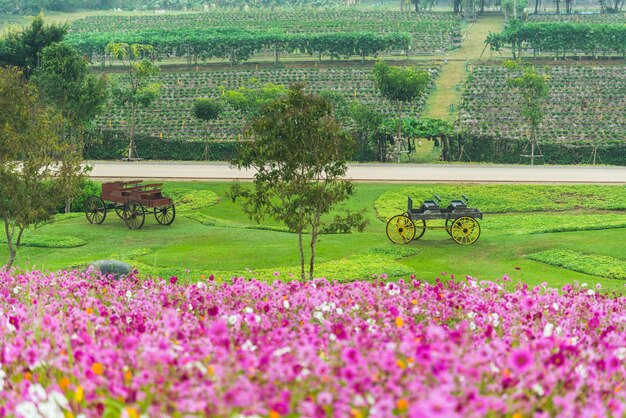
[386,215,416,244]
[450,217,481,245]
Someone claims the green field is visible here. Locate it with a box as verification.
[3,182,626,292]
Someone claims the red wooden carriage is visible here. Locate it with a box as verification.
[84,180,175,229]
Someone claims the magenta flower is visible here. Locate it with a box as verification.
[509,348,533,373]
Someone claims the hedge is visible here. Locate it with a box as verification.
[454,135,626,165]
[84,131,239,161]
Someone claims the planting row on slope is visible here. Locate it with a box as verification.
[69,10,462,54]
[96,65,440,142]
[456,65,626,145]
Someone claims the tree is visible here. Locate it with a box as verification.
[0,15,67,77]
[371,62,430,160]
[191,98,224,160]
[106,42,160,160]
[505,62,549,165]
[231,84,366,280]
[0,67,74,269]
[32,43,108,212]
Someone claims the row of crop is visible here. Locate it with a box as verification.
[527,13,626,24]
[69,10,460,33]
[486,22,626,57]
[69,11,461,54]
[95,66,440,143]
[65,29,411,64]
[456,65,626,146]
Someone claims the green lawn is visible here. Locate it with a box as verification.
[2,181,626,293]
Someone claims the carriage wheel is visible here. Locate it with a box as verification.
[115,205,126,220]
[85,196,106,225]
[154,204,176,225]
[124,201,145,230]
[450,217,481,245]
[445,219,452,236]
[386,215,416,244]
[414,219,426,240]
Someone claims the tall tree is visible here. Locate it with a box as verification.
[0,67,73,269]
[506,63,549,165]
[371,62,430,161]
[32,43,108,212]
[191,98,224,160]
[106,42,160,160]
[231,84,366,280]
[0,15,67,76]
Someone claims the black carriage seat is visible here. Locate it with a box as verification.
[408,196,439,214]
[448,200,467,211]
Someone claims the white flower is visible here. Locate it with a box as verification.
[313,311,324,321]
[570,336,579,346]
[244,307,253,314]
[273,347,292,357]
[0,367,6,392]
[125,290,133,300]
[336,308,343,315]
[28,384,47,401]
[196,282,207,290]
[469,321,477,331]
[282,300,290,309]
[241,339,257,352]
[532,384,545,397]
[15,401,40,418]
[552,303,559,311]
[614,347,626,360]
[575,364,587,378]
[254,314,261,323]
[38,400,64,418]
[581,283,588,287]
[228,315,238,325]
[13,286,21,295]
[467,312,476,319]
[587,289,595,296]
[555,326,563,336]
[489,362,500,373]
[543,323,554,338]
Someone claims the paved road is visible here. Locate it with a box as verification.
[88,161,626,183]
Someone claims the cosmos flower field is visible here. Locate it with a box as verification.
[1,270,626,417]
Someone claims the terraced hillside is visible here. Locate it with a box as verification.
[96,65,440,142]
[69,10,462,55]
[457,65,626,145]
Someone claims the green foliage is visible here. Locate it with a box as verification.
[0,15,67,76]
[0,234,85,248]
[526,249,626,280]
[231,84,364,280]
[485,212,626,235]
[0,66,72,268]
[66,29,412,65]
[506,66,549,131]
[371,62,431,104]
[191,98,223,122]
[83,131,238,161]
[375,184,626,219]
[486,22,626,58]
[379,117,453,139]
[106,42,160,159]
[160,188,220,212]
[223,82,286,117]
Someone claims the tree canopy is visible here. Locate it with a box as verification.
[231,84,366,280]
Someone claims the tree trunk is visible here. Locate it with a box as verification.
[534,0,539,13]
[309,227,318,280]
[130,106,137,160]
[298,231,305,280]
[65,197,72,214]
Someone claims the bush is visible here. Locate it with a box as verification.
[84,131,239,161]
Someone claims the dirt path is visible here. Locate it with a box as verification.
[423,15,505,121]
